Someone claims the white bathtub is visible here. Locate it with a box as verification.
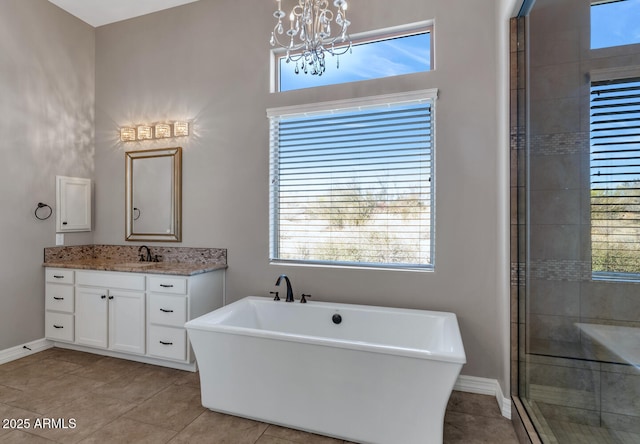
[186,296,466,444]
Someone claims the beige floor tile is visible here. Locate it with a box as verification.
[0,403,43,439]
[0,359,82,391]
[263,424,343,444]
[444,411,519,443]
[0,350,56,373]
[446,391,504,418]
[69,356,145,384]
[0,430,57,443]
[168,410,269,444]
[0,383,24,405]
[25,394,136,444]
[89,364,182,404]
[173,370,200,388]
[4,374,105,415]
[255,435,297,444]
[125,384,205,431]
[77,417,177,444]
[44,349,105,367]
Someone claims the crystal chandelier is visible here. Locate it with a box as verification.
[270,0,352,76]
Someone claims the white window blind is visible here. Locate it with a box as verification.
[268,91,436,270]
[590,77,640,276]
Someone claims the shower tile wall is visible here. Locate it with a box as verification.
[522,0,640,435]
[510,15,526,400]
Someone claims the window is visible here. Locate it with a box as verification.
[590,77,640,277]
[275,24,433,92]
[591,0,640,50]
[268,90,436,270]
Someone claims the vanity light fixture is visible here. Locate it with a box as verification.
[120,127,136,142]
[155,123,172,139]
[173,121,189,137]
[119,121,191,142]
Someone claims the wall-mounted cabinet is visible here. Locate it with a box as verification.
[56,176,92,232]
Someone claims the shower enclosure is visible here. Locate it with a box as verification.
[512,0,640,442]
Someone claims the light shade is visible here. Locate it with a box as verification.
[155,123,171,138]
[120,127,136,142]
[137,126,153,140]
[173,121,189,137]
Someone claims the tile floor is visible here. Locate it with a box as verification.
[0,348,518,443]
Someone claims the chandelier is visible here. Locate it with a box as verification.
[270,0,352,76]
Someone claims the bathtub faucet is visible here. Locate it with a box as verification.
[275,274,294,302]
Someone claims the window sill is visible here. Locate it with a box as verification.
[270,259,434,273]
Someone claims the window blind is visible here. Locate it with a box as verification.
[590,77,640,275]
[268,93,435,269]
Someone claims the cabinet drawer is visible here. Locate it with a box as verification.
[45,312,74,342]
[76,271,145,291]
[148,276,187,295]
[45,284,74,313]
[46,269,74,284]
[148,326,186,361]
[149,294,187,327]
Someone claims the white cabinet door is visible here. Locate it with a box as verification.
[109,289,145,355]
[75,287,108,348]
[56,176,92,232]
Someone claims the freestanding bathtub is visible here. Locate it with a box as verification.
[186,296,466,444]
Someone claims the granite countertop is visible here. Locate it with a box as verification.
[44,258,227,276]
[43,245,228,276]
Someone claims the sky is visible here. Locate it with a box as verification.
[279,32,431,92]
[591,0,640,49]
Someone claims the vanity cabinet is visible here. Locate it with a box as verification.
[147,276,189,361]
[75,271,146,354]
[75,286,146,354]
[45,269,75,342]
[44,267,224,371]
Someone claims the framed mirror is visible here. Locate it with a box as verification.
[125,147,182,242]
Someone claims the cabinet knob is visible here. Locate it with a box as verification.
[53,325,64,329]
[159,341,173,346]
[53,297,64,300]
[160,308,174,313]
[159,284,174,288]
[53,275,64,279]
[108,296,114,300]
[101,295,106,299]
[62,221,68,225]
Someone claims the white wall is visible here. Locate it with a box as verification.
[0,0,94,350]
[94,0,508,386]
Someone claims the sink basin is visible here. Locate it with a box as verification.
[116,262,156,268]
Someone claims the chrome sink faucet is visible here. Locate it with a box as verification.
[138,245,152,262]
[275,274,294,302]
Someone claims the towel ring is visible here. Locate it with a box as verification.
[35,203,52,220]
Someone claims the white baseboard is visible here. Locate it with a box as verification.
[455,375,512,419]
[0,338,53,365]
